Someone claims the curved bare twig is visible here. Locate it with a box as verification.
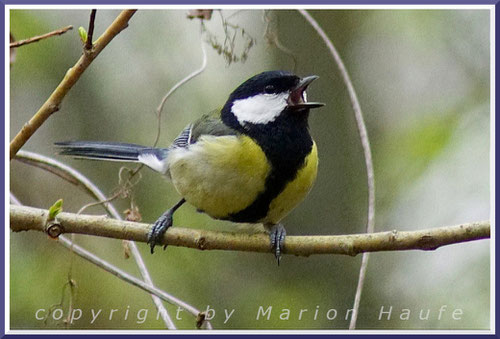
[297,10,375,329]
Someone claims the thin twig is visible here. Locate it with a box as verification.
[9,25,73,48]
[15,151,122,218]
[298,10,375,330]
[10,205,490,257]
[153,38,208,148]
[55,235,203,321]
[76,167,142,216]
[14,151,211,329]
[85,10,97,50]
[126,35,208,179]
[9,10,137,160]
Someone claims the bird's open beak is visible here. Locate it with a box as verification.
[287,75,325,110]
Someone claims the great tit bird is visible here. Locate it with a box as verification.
[55,70,324,263]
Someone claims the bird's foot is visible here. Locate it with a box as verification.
[147,210,174,253]
[269,224,286,265]
[147,199,186,254]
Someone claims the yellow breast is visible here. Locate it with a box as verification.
[264,142,318,224]
[168,135,271,219]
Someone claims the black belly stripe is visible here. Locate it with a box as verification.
[226,111,313,223]
[227,162,307,223]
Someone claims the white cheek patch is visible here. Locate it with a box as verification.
[231,92,289,125]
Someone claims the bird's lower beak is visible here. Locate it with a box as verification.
[288,75,325,110]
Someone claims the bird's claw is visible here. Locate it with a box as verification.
[147,212,173,254]
[269,224,286,265]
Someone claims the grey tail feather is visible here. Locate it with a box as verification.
[55,141,165,162]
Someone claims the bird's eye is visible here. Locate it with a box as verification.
[264,85,275,94]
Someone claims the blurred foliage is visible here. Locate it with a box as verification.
[9,9,490,330]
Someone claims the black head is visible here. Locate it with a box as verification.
[228,70,300,101]
[221,70,324,129]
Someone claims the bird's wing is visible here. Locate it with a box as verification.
[171,109,239,148]
[171,124,193,149]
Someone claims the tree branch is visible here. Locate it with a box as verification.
[9,9,137,160]
[9,25,73,48]
[10,195,209,329]
[10,205,489,257]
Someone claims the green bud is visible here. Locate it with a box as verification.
[48,199,63,220]
[78,27,87,44]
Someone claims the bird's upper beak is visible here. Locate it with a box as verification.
[287,75,325,110]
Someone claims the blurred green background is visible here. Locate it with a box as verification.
[9,9,490,330]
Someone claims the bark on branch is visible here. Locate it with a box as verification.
[10,205,490,257]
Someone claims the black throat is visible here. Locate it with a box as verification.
[221,106,313,223]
